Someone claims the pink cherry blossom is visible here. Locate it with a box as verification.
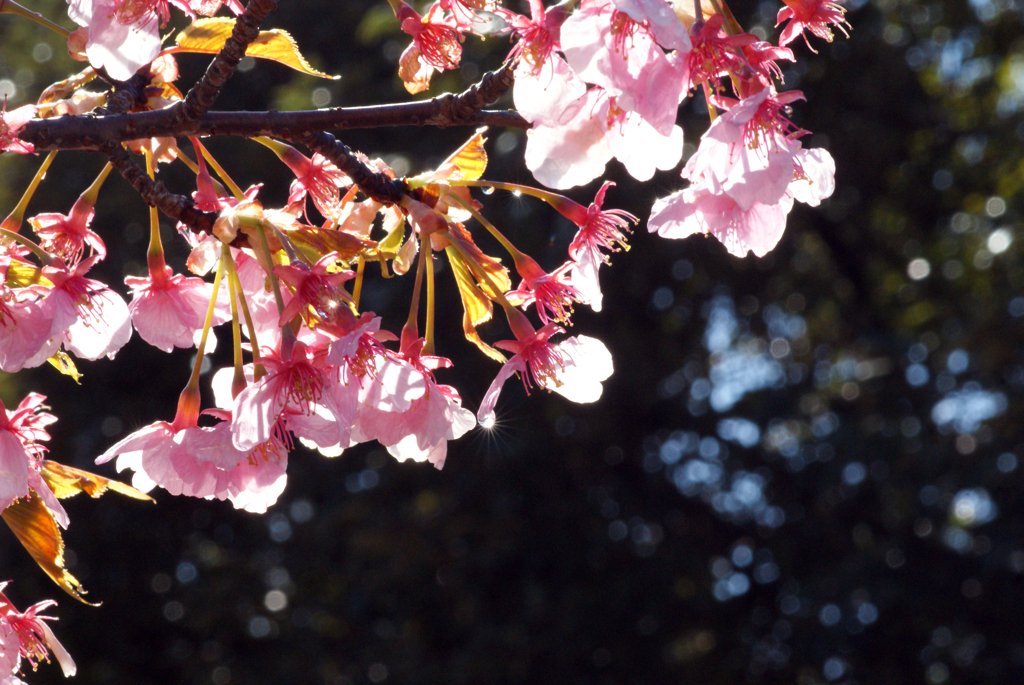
[356,378,474,468]
[66,0,162,81]
[230,341,358,452]
[776,0,850,52]
[683,89,807,211]
[274,254,355,329]
[0,586,75,678]
[685,13,756,91]
[498,0,565,73]
[125,267,230,353]
[560,0,687,136]
[37,256,132,361]
[0,395,68,528]
[29,201,107,267]
[395,1,463,92]
[477,323,613,425]
[610,0,691,51]
[648,181,794,258]
[0,104,36,155]
[506,256,584,324]
[95,415,289,512]
[0,293,55,373]
[558,182,637,312]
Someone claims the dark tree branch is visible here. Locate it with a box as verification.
[20,67,527,151]
[175,0,280,123]
[103,143,217,235]
[102,73,152,115]
[291,131,407,206]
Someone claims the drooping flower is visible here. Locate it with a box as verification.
[683,88,807,211]
[560,181,637,312]
[125,267,230,353]
[0,104,36,155]
[477,322,613,425]
[0,585,76,679]
[274,253,355,329]
[648,180,795,257]
[776,0,850,52]
[29,198,107,268]
[506,257,585,325]
[498,0,566,73]
[0,395,68,528]
[36,256,132,361]
[66,0,163,81]
[0,290,57,373]
[395,1,463,93]
[94,413,289,513]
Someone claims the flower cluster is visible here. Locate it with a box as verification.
[0,1,850,674]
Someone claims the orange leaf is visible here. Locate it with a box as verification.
[174,18,338,79]
[39,460,153,502]
[446,246,505,363]
[2,494,95,605]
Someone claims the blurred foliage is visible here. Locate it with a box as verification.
[2,0,1024,683]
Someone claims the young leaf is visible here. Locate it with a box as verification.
[2,493,94,605]
[174,19,339,79]
[39,460,153,501]
[446,246,505,363]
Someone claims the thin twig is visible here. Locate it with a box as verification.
[290,131,407,206]
[104,143,217,235]
[176,0,280,122]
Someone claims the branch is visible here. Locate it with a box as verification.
[103,143,217,234]
[20,67,527,151]
[175,0,279,123]
[291,131,407,206]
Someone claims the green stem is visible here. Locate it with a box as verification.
[425,238,435,355]
[221,247,264,379]
[194,138,246,201]
[0,0,71,38]
[2,150,57,232]
[144,151,168,280]
[0,227,52,264]
[447,192,526,265]
[225,245,247,400]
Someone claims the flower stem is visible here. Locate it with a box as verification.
[225,244,247,399]
[144,151,168,284]
[447,192,526,265]
[0,227,53,264]
[194,138,246,201]
[0,0,71,38]
[1,150,57,233]
[425,238,436,355]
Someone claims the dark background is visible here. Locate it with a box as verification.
[2,0,1024,683]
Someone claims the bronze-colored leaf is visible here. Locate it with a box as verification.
[46,350,82,384]
[174,18,339,79]
[39,461,153,502]
[288,226,373,263]
[5,262,51,288]
[2,494,95,605]
[447,246,505,363]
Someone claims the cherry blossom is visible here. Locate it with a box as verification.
[29,200,107,268]
[66,0,163,81]
[35,256,132,361]
[125,267,230,353]
[0,104,36,155]
[0,585,75,679]
[776,0,850,51]
[557,182,637,312]
[0,394,68,528]
[477,323,614,425]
